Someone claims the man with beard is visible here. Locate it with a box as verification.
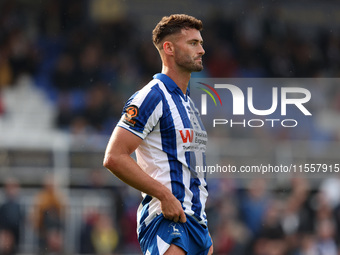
[104,14,213,255]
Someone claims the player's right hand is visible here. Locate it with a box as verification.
[160,194,187,223]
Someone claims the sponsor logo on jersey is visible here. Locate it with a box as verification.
[179,128,207,152]
[179,129,194,143]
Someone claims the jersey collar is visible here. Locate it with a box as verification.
[153,73,189,99]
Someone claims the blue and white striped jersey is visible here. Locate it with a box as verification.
[117,73,208,235]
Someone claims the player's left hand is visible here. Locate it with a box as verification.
[160,193,187,223]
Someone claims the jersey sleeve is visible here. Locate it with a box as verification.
[117,86,163,140]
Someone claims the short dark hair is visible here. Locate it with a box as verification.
[152,14,203,49]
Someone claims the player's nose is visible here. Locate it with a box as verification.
[199,44,205,55]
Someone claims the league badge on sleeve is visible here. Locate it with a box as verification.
[122,105,139,127]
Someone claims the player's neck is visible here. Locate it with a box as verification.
[161,66,190,95]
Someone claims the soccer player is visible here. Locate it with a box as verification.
[103,14,213,255]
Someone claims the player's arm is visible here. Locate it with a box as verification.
[103,126,186,223]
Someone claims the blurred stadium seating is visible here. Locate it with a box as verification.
[1,0,340,254]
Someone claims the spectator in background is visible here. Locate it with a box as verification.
[52,53,77,92]
[74,42,102,89]
[296,234,318,255]
[79,209,119,255]
[31,175,66,255]
[319,175,340,210]
[281,177,313,254]
[211,197,250,255]
[91,212,118,255]
[0,229,16,255]
[0,1,36,84]
[253,200,287,255]
[315,219,338,255]
[0,45,13,87]
[7,28,38,82]
[82,84,112,133]
[79,208,98,254]
[0,177,23,254]
[240,178,271,237]
[0,93,5,116]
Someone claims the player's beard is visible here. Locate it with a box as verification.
[175,54,203,73]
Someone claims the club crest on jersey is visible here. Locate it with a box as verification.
[122,105,139,127]
[168,223,182,237]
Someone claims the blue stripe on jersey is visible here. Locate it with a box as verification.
[185,151,198,178]
[131,86,162,133]
[122,91,139,115]
[138,195,152,236]
[186,151,203,221]
[202,152,207,180]
[159,97,185,205]
[142,194,153,206]
[171,93,191,128]
[190,180,202,221]
[189,99,206,131]
[202,152,208,220]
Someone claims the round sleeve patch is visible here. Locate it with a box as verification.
[122,105,139,127]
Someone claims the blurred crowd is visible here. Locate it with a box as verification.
[1,0,340,254]
[0,173,138,255]
[207,175,340,255]
[1,1,340,137]
[1,172,340,255]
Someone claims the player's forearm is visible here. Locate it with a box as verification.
[104,152,186,222]
[103,153,171,201]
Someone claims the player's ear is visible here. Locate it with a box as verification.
[163,41,174,56]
